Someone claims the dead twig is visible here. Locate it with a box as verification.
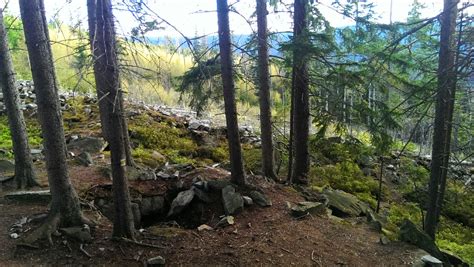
[311,250,322,267]
[119,237,166,249]
[79,244,92,258]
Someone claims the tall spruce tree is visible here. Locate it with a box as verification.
[425,0,458,239]
[256,0,277,180]
[91,0,136,239]
[289,0,310,184]
[19,0,88,241]
[0,9,39,189]
[216,0,246,185]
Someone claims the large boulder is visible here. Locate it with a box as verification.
[0,159,15,181]
[140,196,165,216]
[399,220,448,263]
[222,185,244,215]
[323,188,367,217]
[291,202,326,217]
[167,189,195,217]
[67,136,107,154]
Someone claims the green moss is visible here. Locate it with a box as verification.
[309,136,373,166]
[310,162,379,208]
[0,116,42,158]
[132,146,166,168]
[242,146,262,174]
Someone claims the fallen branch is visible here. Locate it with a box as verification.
[119,237,166,249]
[79,244,92,258]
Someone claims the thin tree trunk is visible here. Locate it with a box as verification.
[87,0,135,167]
[93,0,135,239]
[290,0,310,185]
[0,9,38,189]
[256,0,277,180]
[216,0,246,185]
[424,0,458,240]
[19,0,85,227]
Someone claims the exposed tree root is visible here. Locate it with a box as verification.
[18,213,93,248]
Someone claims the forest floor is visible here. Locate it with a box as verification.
[0,164,427,266]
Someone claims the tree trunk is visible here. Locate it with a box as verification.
[0,9,38,189]
[19,0,85,226]
[216,0,246,185]
[290,0,310,185]
[256,0,277,180]
[87,0,135,168]
[93,0,135,239]
[424,0,458,240]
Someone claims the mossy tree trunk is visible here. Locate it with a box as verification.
[19,0,88,236]
[91,0,135,239]
[0,9,39,189]
[216,0,246,185]
[256,0,277,180]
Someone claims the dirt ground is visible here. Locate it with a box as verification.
[0,167,426,266]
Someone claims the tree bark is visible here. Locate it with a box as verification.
[424,0,458,240]
[0,9,39,189]
[216,0,246,185]
[92,0,135,239]
[19,0,85,226]
[290,0,310,185]
[87,0,135,167]
[256,0,277,180]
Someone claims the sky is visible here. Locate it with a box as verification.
[1,0,469,38]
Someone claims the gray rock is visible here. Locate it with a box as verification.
[399,220,447,263]
[379,235,390,245]
[140,196,165,216]
[323,188,366,217]
[242,196,253,206]
[248,191,272,207]
[291,202,326,217]
[215,216,234,228]
[167,189,195,217]
[5,190,51,204]
[60,225,92,243]
[421,255,442,266]
[0,159,15,175]
[208,180,233,191]
[77,152,93,166]
[222,185,243,215]
[147,256,165,266]
[67,136,107,154]
[193,187,212,203]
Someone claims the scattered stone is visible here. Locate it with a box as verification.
[215,216,234,228]
[156,171,172,180]
[242,196,253,206]
[379,235,390,245]
[60,225,92,243]
[76,152,93,167]
[5,190,51,204]
[222,185,244,215]
[421,255,443,267]
[197,224,213,231]
[10,233,19,239]
[290,202,326,217]
[147,256,166,266]
[248,190,272,207]
[386,164,396,171]
[399,219,447,262]
[140,196,165,216]
[167,189,195,217]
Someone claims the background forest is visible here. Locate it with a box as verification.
[0,0,472,265]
